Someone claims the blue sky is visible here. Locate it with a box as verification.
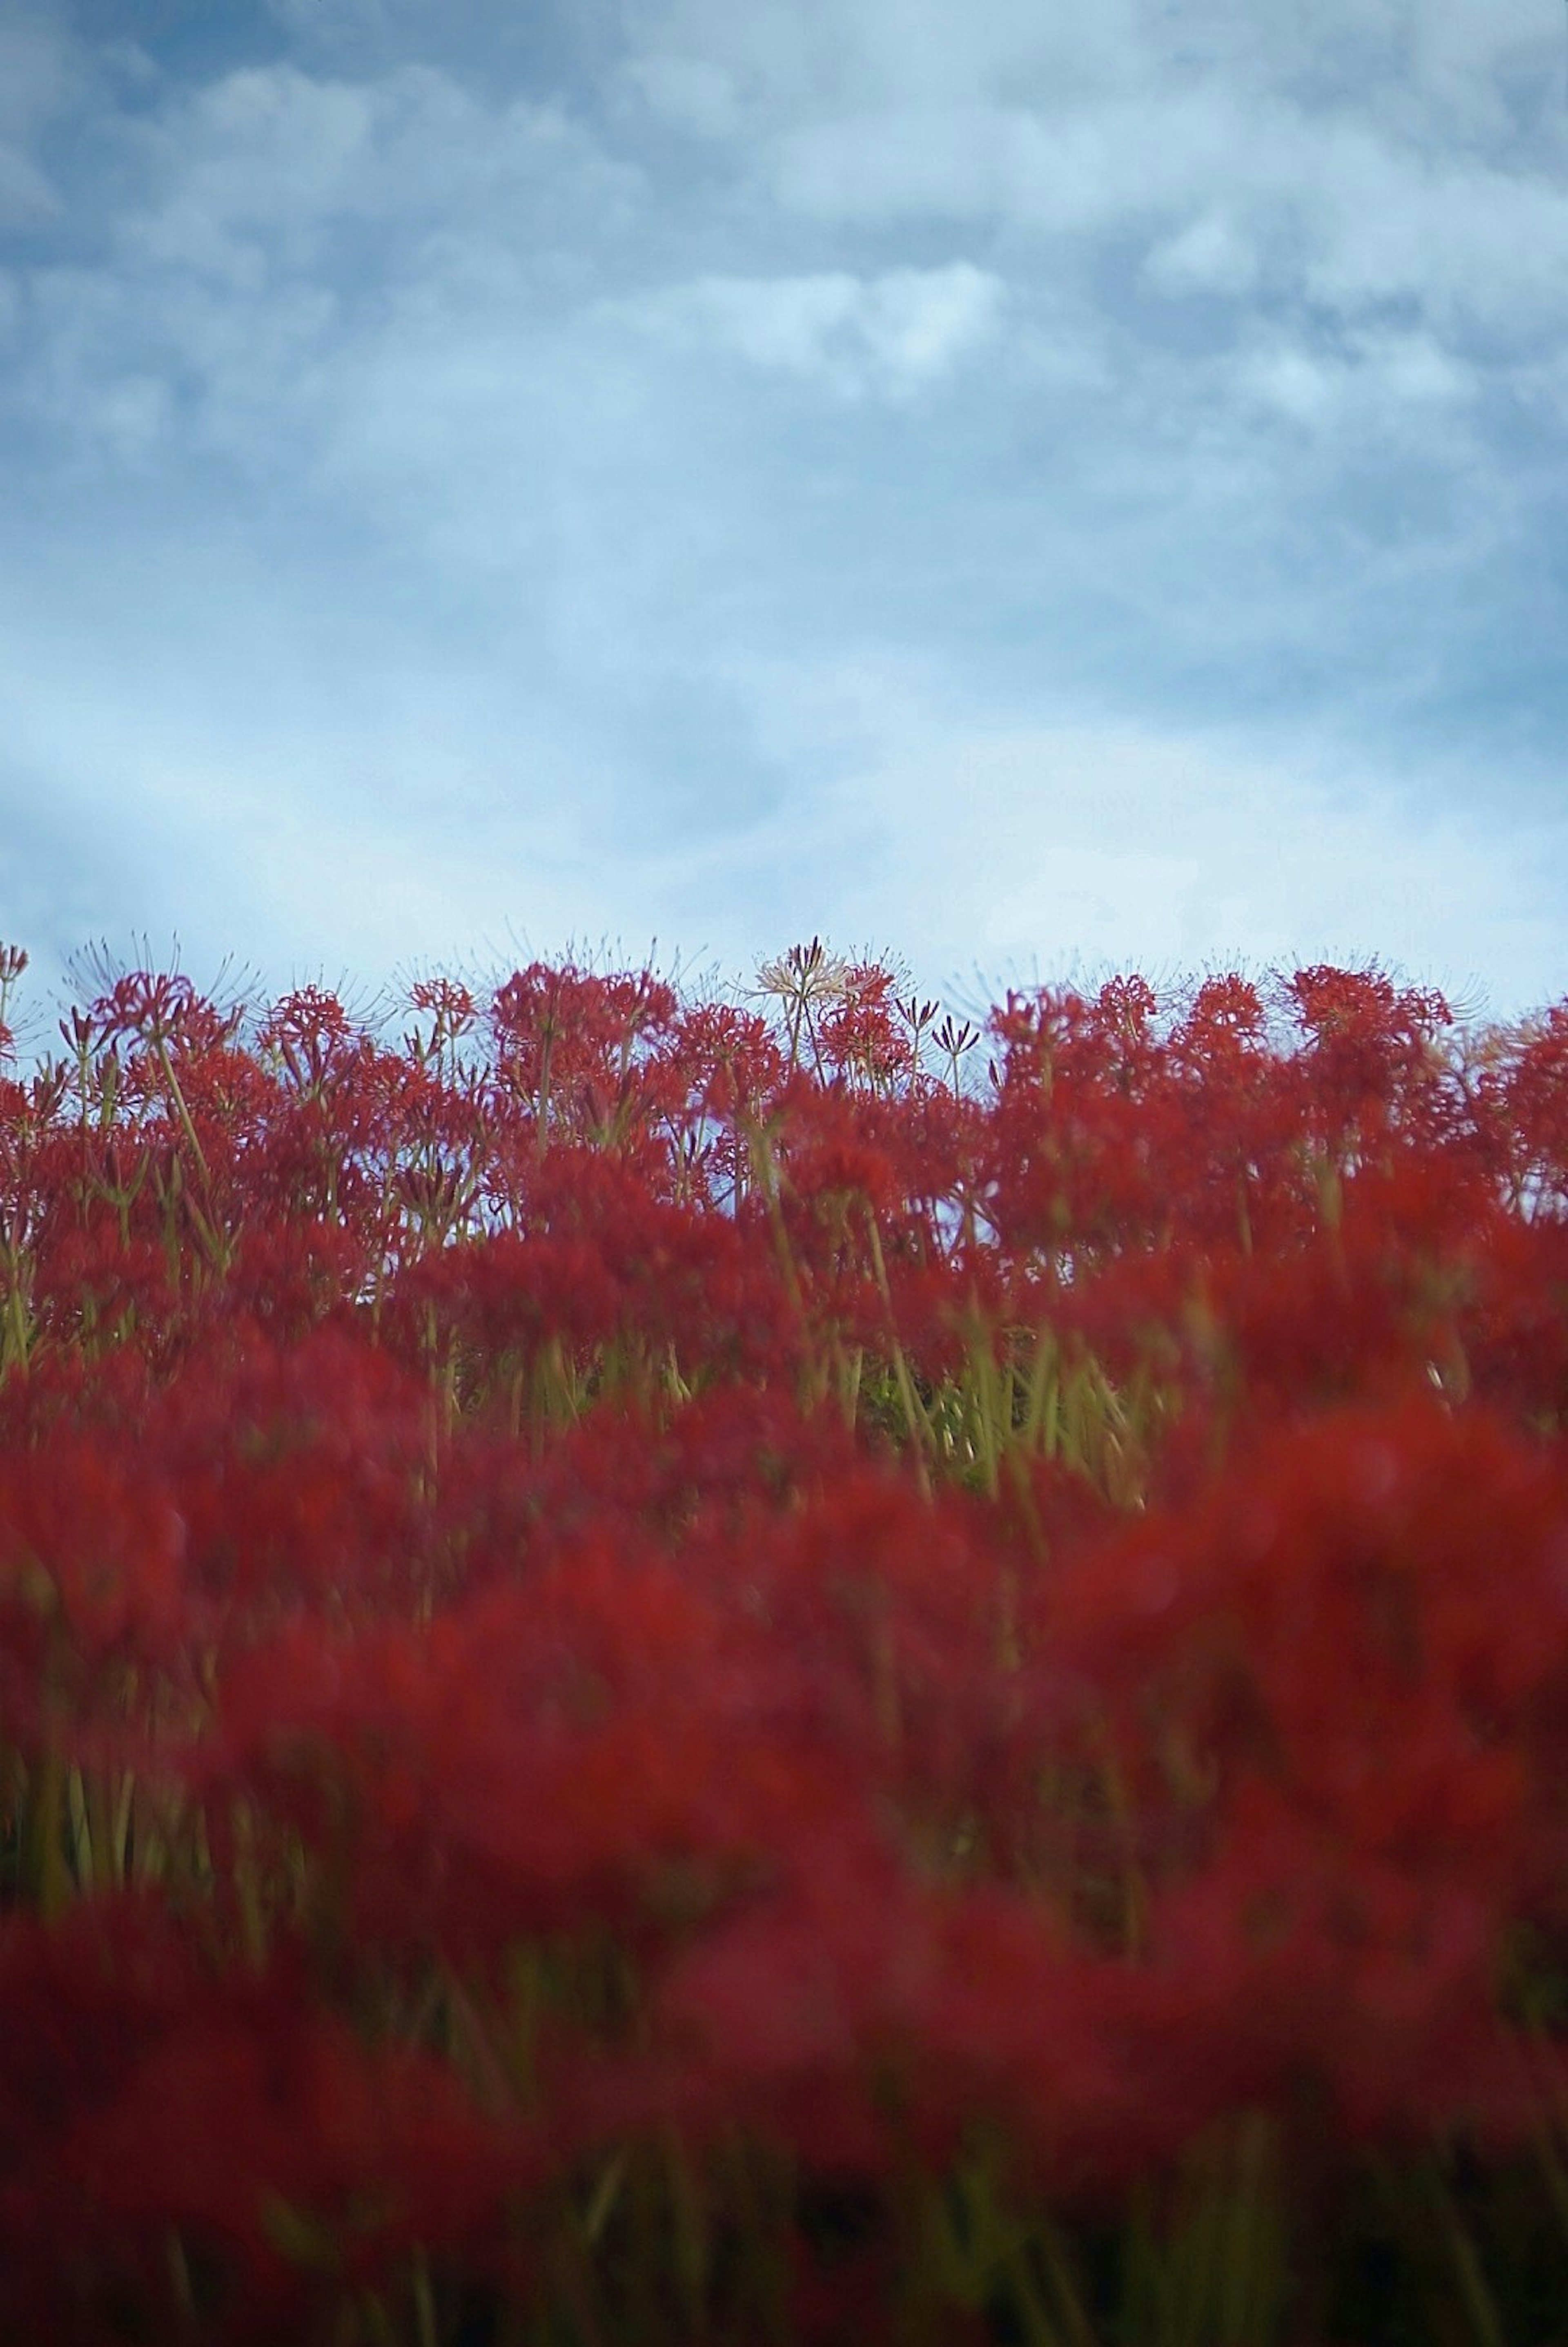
[2,0,1567,1043]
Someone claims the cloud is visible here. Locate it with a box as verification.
[0,526,661,1020]
[619,0,1149,125]
[111,59,642,283]
[765,92,1568,348]
[710,651,1568,1018]
[0,144,57,229]
[0,2,1564,1036]
[616,50,743,139]
[4,52,645,496]
[767,101,1186,232]
[1301,152,1568,336]
[1234,326,1474,433]
[617,261,1005,398]
[622,0,1568,373]
[262,0,394,42]
[0,9,73,227]
[1143,210,1259,299]
[621,0,1556,136]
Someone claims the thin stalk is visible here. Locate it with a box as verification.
[1018,1325,1061,1458]
[741,1116,804,1319]
[1032,2214,1100,2347]
[154,1035,212,1189]
[1428,2161,1506,2347]
[22,1741,68,1919]
[66,1763,93,1891]
[0,1240,30,1376]
[410,2249,439,2347]
[956,1317,1002,1496]
[863,1206,935,1495]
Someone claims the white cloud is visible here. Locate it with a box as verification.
[91,373,173,462]
[622,0,1559,139]
[1234,326,1474,434]
[714,652,1568,1016]
[0,10,72,226]
[1236,343,1340,430]
[4,607,1561,1026]
[763,89,1568,354]
[1143,210,1259,299]
[857,263,1004,384]
[617,51,743,139]
[1352,328,1473,407]
[263,0,395,40]
[0,142,57,227]
[0,2,1564,1034]
[767,103,1135,230]
[4,55,646,495]
[619,261,1004,397]
[118,66,379,278]
[112,60,642,283]
[1303,153,1568,335]
[611,1,1568,372]
[620,0,1152,124]
[0,542,656,1012]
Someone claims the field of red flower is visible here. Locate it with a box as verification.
[0,936,1566,2345]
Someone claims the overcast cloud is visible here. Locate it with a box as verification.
[2,0,1566,1041]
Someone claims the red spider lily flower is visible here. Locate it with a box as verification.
[1130,1793,1537,2160]
[816,963,919,1094]
[2,941,1567,2334]
[408,974,478,1037]
[0,1431,188,1677]
[474,1146,799,1385]
[776,1113,904,1227]
[1192,1218,1461,1423]
[490,962,679,1118]
[1278,964,1459,1165]
[895,1883,1165,2199]
[646,1838,952,2177]
[257,986,361,1095]
[439,1382,863,1591]
[212,1216,377,1345]
[202,1540,887,1972]
[981,985,1182,1265]
[674,999,787,1124]
[1029,1399,1568,1957]
[382,1228,619,1388]
[31,1226,181,1355]
[861,1254,983,1392]
[1172,972,1269,1055]
[646,1856,1163,2209]
[2,1939,532,2345]
[0,1892,198,2166]
[1461,1211,1568,1426]
[737,1465,1020,1827]
[1492,1003,1568,1211]
[89,970,201,1050]
[768,1080,964,1281]
[145,1323,442,1625]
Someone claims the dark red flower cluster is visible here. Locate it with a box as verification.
[0,942,1563,2343]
